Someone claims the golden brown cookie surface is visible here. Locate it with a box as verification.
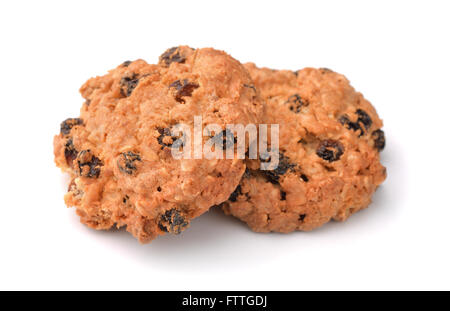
[222,64,386,232]
[54,47,263,243]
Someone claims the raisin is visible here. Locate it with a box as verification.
[122,60,132,67]
[157,127,184,150]
[85,99,91,106]
[223,130,237,150]
[339,109,372,136]
[210,129,236,150]
[243,84,257,92]
[159,47,187,66]
[158,223,168,233]
[157,127,172,149]
[316,140,344,162]
[260,152,295,184]
[339,115,364,136]
[286,94,307,113]
[356,109,372,130]
[120,73,139,97]
[64,138,78,166]
[76,150,103,178]
[169,79,199,103]
[60,118,83,136]
[228,185,242,202]
[117,151,141,175]
[299,214,306,222]
[280,191,287,201]
[243,167,251,178]
[158,209,189,234]
[372,129,386,151]
[123,195,129,204]
[300,174,309,182]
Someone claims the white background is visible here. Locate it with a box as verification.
[0,0,449,291]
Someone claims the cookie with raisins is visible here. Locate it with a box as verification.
[53,46,263,243]
[222,64,386,232]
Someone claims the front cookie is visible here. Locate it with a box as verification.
[53,47,263,243]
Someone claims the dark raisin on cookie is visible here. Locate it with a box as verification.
[76,150,103,178]
[224,129,237,150]
[299,214,306,222]
[158,208,189,234]
[122,60,132,67]
[228,185,242,202]
[280,191,287,201]
[157,127,184,150]
[356,109,372,130]
[339,115,364,136]
[286,94,307,113]
[157,127,173,149]
[300,174,309,182]
[316,140,344,162]
[117,151,141,175]
[339,109,372,136]
[64,138,78,166]
[169,79,199,103]
[243,84,257,92]
[159,47,187,67]
[372,129,386,151]
[157,223,168,232]
[60,118,83,136]
[123,195,129,204]
[243,167,251,178]
[210,129,236,150]
[120,73,139,97]
[260,152,295,184]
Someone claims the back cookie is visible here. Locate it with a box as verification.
[222,64,386,232]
